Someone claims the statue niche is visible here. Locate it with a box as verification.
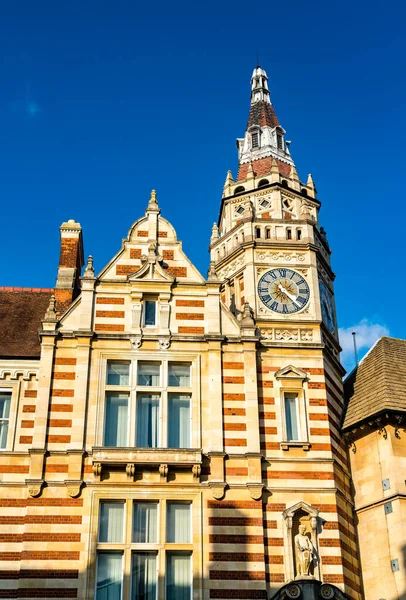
[292,509,315,578]
[283,501,320,581]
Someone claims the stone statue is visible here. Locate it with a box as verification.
[294,525,314,577]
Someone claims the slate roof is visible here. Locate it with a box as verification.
[247,100,280,129]
[343,336,406,430]
[0,287,54,358]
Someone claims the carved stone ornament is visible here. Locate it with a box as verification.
[93,462,102,479]
[65,480,83,498]
[300,329,313,341]
[209,483,226,500]
[130,335,142,349]
[286,584,301,599]
[159,464,168,482]
[275,329,299,341]
[126,463,135,481]
[256,251,305,263]
[247,484,263,500]
[159,338,171,350]
[26,479,44,498]
[320,584,335,599]
[192,464,201,480]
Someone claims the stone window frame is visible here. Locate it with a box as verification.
[94,352,201,451]
[87,489,202,600]
[0,382,20,451]
[274,365,310,451]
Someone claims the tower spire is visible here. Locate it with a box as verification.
[236,66,294,182]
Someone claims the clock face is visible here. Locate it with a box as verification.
[258,268,310,314]
[319,280,335,332]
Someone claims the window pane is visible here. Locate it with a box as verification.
[167,503,191,543]
[0,422,8,449]
[96,553,123,600]
[99,502,124,543]
[168,396,190,449]
[104,394,129,447]
[285,394,299,441]
[144,301,156,326]
[168,363,191,387]
[133,502,158,543]
[132,553,157,600]
[107,362,130,386]
[136,395,159,448]
[0,393,11,419]
[137,363,160,387]
[166,553,191,600]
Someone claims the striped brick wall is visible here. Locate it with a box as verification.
[222,358,247,452]
[94,296,126,332]
[175,298,205,335]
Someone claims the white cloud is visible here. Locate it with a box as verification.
[339,319,390,371]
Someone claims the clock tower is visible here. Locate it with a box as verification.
[209,66,361,597]
[210,65,339,356]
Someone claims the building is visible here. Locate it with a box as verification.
[0,66,361,599]
[343,336,406,600]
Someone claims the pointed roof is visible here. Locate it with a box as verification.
[247,100,280,129]
[343,336,406,429]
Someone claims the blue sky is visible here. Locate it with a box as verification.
[1,0,405,370]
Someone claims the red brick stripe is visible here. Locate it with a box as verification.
[51,390,74,397]
[47,419,72,428]
[210,592,267,599]
[95,324,125,332]
[0,498,82,507]
[46,435,71,443]
[209,553,264,562]
[223,393,245,401]
[22,405,35,413]
[0,516,81,525]
[53,373,75,380]
[223,362,244,370]
[178,327,204,334]
[176,312,204,320]
[223,408,246,416]
[269,471,334,480]
[176,300,204,307]
[130,248,142,258]
[54,358,77,366]
[44,464,69,473]
[208,501,261,509]
[0,552,78,561]
[224,438,247,447]
[24,390,37,398]
[167,266,186,277]
[209,517,262,527]
[19,436,32,444]
[95,310,125,318]
[225,467,248,476]
[96,297,124,304]
[210,571,265,581]
[223,377,245,384]
[224,423,246,431]
[0,466,29,474]
[0,533,80,543]
[49,404,73,412]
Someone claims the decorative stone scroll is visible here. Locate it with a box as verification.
[65,480,83,498]
[209,482,226,500]
[192,464,201,480]
[93,462,102,480]
[26,479,44,498]
[247,484,263,500]
[126,463,135,481]
[130,335,142,349]
[159,464,168,482]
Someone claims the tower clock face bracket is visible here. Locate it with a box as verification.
[257,268,310,315]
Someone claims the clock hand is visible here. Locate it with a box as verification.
[277,283,301,307]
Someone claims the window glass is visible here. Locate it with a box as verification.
[251,131,259,148]
[168,363,191,387]
[96,552,123,600]
[104,393,129,447]
[136,395,160,448]
[144,301,156,326]
[107,362,130,386]
[138,363,160,387]
[132,553,157,600]
[0,392,11,450]
[166,553,191,600]
[133,502,158,543]
[99,502,125,543]
[168,396,190,449]
[166,503,191,543]
[285,393,299,441]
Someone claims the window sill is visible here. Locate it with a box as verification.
[92,447,202,466]
[280,441,310,451]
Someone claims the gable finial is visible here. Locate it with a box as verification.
[146,189,160,214]
[83,255,94,277]
[44,295,57,320]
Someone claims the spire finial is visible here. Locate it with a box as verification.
[44,295,57,321]
[84,255,95,277]
[146,189,160,214]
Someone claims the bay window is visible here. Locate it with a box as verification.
[103,359,192,449]
[95,498,193,600]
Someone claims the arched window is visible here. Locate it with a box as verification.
[297,229,302,241]
[216,250,220,261]
[265,228,271,239]
[258,179,269,188]
[301,188,308,197]
[281,180,288,188]
[235,186,245,194]
[240,230,245,244]
[286,228,292,240]
[234,235,238,247]
[255,227,261,239]
[251,131,259,149]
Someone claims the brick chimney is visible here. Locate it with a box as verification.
[54,219,84,315]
